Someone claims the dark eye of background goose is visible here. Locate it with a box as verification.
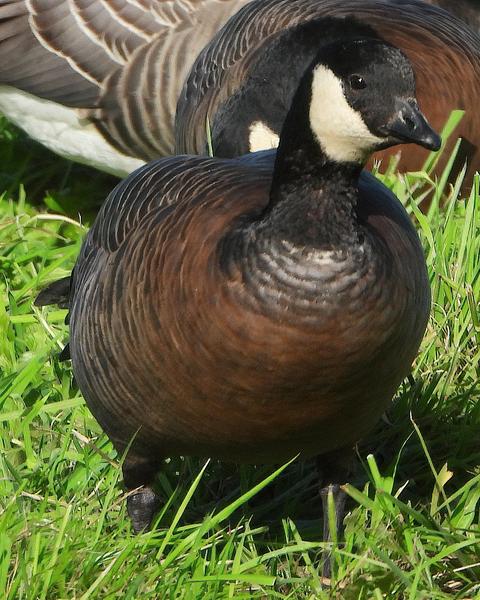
[349,75,367,90]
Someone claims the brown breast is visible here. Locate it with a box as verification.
[68,155,430,464]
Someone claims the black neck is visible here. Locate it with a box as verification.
[257,72,364,250]
[270,114,363,200]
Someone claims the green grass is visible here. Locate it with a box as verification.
[0,117,479,599]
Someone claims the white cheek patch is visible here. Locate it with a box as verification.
[309,66,384,163]
[248,121,280,152]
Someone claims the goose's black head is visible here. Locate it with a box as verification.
[278,38,441,167]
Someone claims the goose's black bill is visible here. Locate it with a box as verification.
[380,100,442,151]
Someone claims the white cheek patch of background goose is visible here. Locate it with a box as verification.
[248,120,280,152]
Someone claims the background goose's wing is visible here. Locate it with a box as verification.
[0,0,97,105]
[0,0,158,104]
[88,0,252,158]
[0,0,251,160]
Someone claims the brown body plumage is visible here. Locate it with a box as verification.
[424,0,480,34]
[69,155,428,466]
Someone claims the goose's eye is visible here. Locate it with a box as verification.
[349,75,367,90]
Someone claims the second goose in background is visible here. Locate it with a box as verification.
[37,32,440,553]
[176,0,480,187]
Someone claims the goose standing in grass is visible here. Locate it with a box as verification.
[0,0,476,180]
[37,24,440,562]
[176,0,480,186]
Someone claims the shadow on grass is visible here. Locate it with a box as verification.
[0,117,119,220]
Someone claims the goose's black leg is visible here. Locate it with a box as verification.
[316,452,353,580]
[123,456,162,533]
